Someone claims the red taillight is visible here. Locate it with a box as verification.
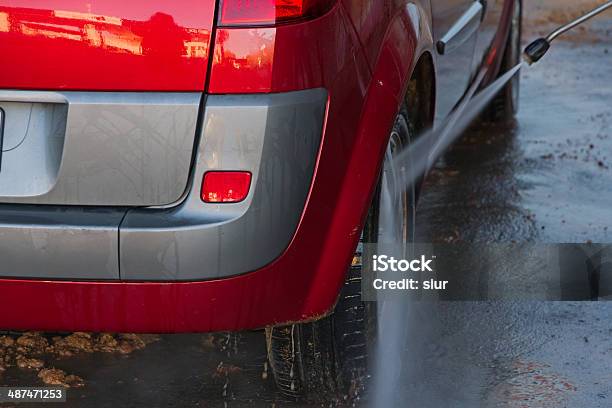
[201,171,252,203]
[219,0,335,26]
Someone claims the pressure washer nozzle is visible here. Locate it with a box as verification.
[523,38,550,65]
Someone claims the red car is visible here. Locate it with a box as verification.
[0,0,520,397]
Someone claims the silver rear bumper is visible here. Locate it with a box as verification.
[0,91,201,206]
[0,89,327,281]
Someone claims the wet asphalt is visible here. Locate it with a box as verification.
[1,2,611,407]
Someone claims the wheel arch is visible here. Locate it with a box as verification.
[404,50,436,135]
[364,1,437,137]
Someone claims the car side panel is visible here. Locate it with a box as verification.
[429,0,482,121]
[472,0,506,72]
[479,0,516,87]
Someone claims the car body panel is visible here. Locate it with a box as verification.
[430,0,482,121]
[120,89,327,281]
[473,0,506,73]
[0,0,214,91]
[479,0,516,87]
[208,3,370,94]
[0,91,201,206]
[0,206,124,280]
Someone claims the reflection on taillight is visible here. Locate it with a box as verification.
[201,171,252,203]
[219,0,335,26]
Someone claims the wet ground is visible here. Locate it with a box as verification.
[1,1,611,407]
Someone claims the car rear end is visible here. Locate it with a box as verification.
[0,0,387,332]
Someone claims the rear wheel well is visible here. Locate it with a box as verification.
[405,51,435,135]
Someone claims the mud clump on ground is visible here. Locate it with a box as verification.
[49,332,158,356]
[38,368,84,388]
[16,332,49,350]
[52,332,94,356]
[16,356,45,369]
[0,332,159,387]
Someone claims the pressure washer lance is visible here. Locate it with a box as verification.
[524,0,612,64]
[392,1,612,190]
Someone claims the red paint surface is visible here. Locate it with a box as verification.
[209,27,277,93]
[0,1,215,91]
[209,3,352,94]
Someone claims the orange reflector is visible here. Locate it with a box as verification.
[201,171,252,203]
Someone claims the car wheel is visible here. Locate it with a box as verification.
[265,106,416,401]
[486,0,522,122]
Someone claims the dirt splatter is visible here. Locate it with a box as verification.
[52,332,94,356]
[16,356,45,369]
[201,334,217,349]
[214,362,243,378]
[488,360,577,407]
[16,332,49,350]
[38,368,84,388]
[0,332,159,387]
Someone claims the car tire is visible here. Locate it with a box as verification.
[486,0,522,122]
[266,105,416,402]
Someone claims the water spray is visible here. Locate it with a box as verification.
[373,3,612,407]
[524,0,612,64]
